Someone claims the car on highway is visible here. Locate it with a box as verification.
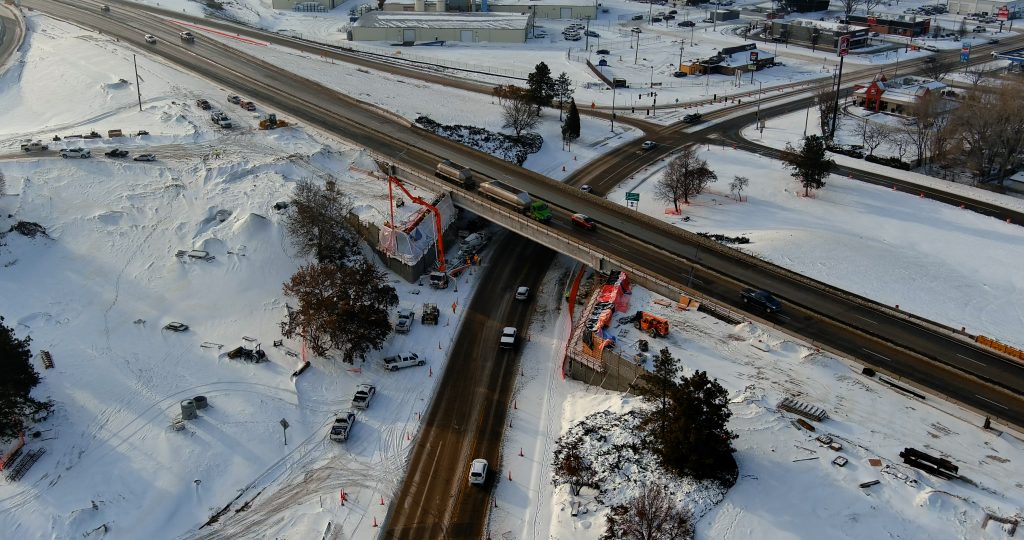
[641,140,657,151]
[104,148,129,158]
[468,458,488,485]
[351,383,376,410]
[683,112,703,124]
[144,34,157,44]
[163,322,189,332]
[100,4,110,11]
[740,288,783,313]
[133,153,157,162]
[580,184,593,193]
[515,286,530,301]
[383,352,424,371]
[499,327,518,349]
[394,308,414,333]
[59,148,91,159]
[179,31,195,42]
[678,20,696,27]
[571,213,597,230]
[330,411,356,442]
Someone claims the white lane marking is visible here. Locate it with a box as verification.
[854,314,878,325]
[861,348,891,362]
[975,395,1009,409]
[956,353,986,366]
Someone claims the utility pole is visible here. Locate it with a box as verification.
[584,16,591,49]
[634,28,642,64]
[610,86,617,132]
[133,55,143,112]
[678,38,684,68]
[829,35,849,140]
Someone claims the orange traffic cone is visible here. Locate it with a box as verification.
[373,517,379,527]
[381,496,386,505]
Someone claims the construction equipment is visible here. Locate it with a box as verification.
[421,303,439,325]
[383,165,450,288]
[632,311,669,338]
[259,113,289,130]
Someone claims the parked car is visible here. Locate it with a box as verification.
[330,411,356,442]
[500,327,518,349]
[651,16,663,22]
[351,383,376,410]
[563,32,582,41]
[196,99,212,110]
[665,14,676,20]
[227,95,242,104]
[678,20,696,27]
[104,148,129,158]
[740,288,783,313]
[144,34,157,44]
[136,130,149,136]
[571,213,597,230]
[468,458,488,485]
[133,153,157,161]
[59,148,91,159]
[394,308,414,334]
[240,100,256,111]
[585,30,600,37]
[163,322,189,332]
[641,140,657,151]
[673,71,688,78]
[383,352,424,371]
[515,286,530,301]
[20,140,48,152]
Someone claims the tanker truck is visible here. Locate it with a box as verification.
[435,160,476,189]
[478,181,552,223]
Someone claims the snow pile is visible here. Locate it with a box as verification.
[415,115,542,165]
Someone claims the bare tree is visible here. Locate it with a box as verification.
[0,171,5,196]
[837,0,860,22]
[285,178,359,266]
[863,0,884,15]
[815,84,839,139]
[655,147,717,211]
[904,91,945,167]
[965,67,987,87]
[921,56,957,82]
[861,121,889,156]
[602,483,695,540]
[552,444,597,496]
[729,175,749,201]
[494,84,540,138]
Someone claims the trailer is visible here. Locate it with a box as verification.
[478,180,530,212]
[435,160,476,189]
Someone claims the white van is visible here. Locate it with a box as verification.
[469,459,488,485]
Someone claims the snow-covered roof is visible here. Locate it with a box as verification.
[787,19,869,32]
[482,0,594,5]
[355,11,531,29]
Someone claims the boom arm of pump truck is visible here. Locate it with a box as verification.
[386,175,447,273]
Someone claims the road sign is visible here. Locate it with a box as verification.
[625,192,640,202]
[749,51,759,62]
[998,6,1010,21]
[961,44,971,63]
[838,35,850,57]
[867,16,877,25]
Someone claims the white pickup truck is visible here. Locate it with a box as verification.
[382,352,424,372]
[20,141,48,152]
[330,411,356,442]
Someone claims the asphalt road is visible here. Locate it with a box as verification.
[26,0,1024,430]
[383,235,552,539]
[0,4,21,71]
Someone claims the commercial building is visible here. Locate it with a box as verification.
[847,14,931,37]
[382,0,596,19]
[271,0,340,10]
[679,43,775,75]
[769,19,870,52]
[946,0,1022,17]
[350,11,532,43]
[852,74,948,115]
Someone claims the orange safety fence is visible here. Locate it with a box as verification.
[976,335,1024,361]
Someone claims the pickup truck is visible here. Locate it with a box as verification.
[740,288,782,313]
[21,141,48,152]
[394,309,414,334]
[383,352,424,371]
[351,384,376,410]
[330,411,356,442]
[179,31,195,42]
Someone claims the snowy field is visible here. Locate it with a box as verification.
[606,145,1024,350]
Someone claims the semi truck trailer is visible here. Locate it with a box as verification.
[478,181,552,223]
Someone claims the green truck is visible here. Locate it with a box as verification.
[478,181,552,223]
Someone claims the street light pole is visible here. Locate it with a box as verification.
[634,29,642,64]
[610,85,617,132]
[756,80,763,125]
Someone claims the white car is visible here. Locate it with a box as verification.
[179,31,195,41]
[133,153,157,162]
[383,352,424,371]
[641,140,657,151]
[59,148,91,159]
[500,327,518,349]
[145,34,157,44]
[394,308,414,334]
[20,140,48,152]
[330,411,356,442]
[468,458,488,485]
[515,286,530,301]
[351,383,376,410]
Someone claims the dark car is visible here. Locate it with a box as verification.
[678,20,696,27]
[673,71,688,78]
[196,99,211,110]
[585,30,600,37]
[596,48,610,55]
[683,112,703,123]
[740,288,783,313]
[651,16,663,22]
[104,148,129,158]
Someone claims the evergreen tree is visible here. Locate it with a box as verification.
[527,62,555,109]
[561,99,581,149]
[635,347,680,435]
[0,316,52,439]
[553,72,574,121]
[783,135,835,197]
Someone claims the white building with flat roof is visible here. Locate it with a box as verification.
[382,0,596,19]
[350,11,533,43]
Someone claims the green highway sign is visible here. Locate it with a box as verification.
[625,192,640,202]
